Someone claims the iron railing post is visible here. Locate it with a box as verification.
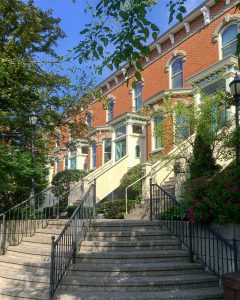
[188,221,194,263]
[149,178,153,221]
[93,179,96,218]
[49,236,55,300]
[233,238,238,272]
[72,218,77,264]
[0,214,6,255]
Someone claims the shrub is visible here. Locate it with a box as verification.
[185,168,240,224]
[52,169,88,212]
[103,199,139,219]
[120,164,142,200]
[160,205,187,221]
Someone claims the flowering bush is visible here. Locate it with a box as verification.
[184,169,240,224]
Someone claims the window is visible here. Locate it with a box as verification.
[211,103,227,133]
[171,57,183,89]
[81,146,88,154]
[86,112,92,126]
[64,156,68,170]
[115,139,126,161]
[91,143,97,169]
[104,139,112,163]
[154,115,164,149]
[221,24,238,58]
[132,125,143,134]
[175,114,190,144]
[108,98,115,121]
[56,132,61,147]
[134,83,142,111]
[70,152,77,170]
[135,145,141,158]
[116,126,126,137]
[56,159,60,173]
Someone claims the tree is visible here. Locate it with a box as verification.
[74,0,240,86]
[120,164,142,200]
[51,169,88,211]
[189,133,220,179]
[146,89,234,168]
[0,0,95,210]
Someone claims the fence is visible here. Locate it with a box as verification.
[49,180,96,299]
[150,179,238,277]
[0,186,60,255]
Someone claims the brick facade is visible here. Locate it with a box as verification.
[51,0,239,180]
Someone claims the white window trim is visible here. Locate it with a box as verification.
[170,57,183,89]
[103,139,112,164]
[106,97,115,122]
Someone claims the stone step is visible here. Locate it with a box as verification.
[86,229,172,241]
[68,261,205,276]
[80,239,180,252]
[0,282,49,300]
[124,213,149,220]
[0,266,50,283]
[76,249,191,264]
[60,273,219,292]
[6,244,51,259]
[55,287,223,300]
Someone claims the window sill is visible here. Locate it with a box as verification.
[150,148,164,155]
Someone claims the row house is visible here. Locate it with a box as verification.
[49,0,239,202]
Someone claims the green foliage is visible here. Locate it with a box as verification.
[67,205,77,217]
[0,144,48,213]
[120,164,142,200]
[189,133,220,179]
[185,168,240,224]
[74,0,159,85]
[160,205,187,221]
[103,199,139,219]
[0,1,96,211]
[52,169,88,211]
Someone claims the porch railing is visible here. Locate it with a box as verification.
[49,180,96,299]
[0,185,60,255]
[150,179,238,277]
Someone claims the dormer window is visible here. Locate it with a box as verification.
[171,57,183,89]
[221,23,238,58]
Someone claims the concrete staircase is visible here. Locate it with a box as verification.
[55,219,223,300]
[0,219,68,300]
[125,177,176,220]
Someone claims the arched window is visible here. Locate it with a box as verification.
[135,145,140,158]
[134,83,142,111]
[91,143,97,169]
[171,57,183,89]
[108,98,115,121]
[221,23,238,58]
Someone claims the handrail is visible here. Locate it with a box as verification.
[0,185,60,255]
[150,180,238,277]
[49,180,96,299]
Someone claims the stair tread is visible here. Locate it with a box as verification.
[70,261,204,271]
[55,287,223,300]
[81,239,179,246]
[62,273,218,286]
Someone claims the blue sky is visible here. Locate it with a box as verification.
[33,0,203,83]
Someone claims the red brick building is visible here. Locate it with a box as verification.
[50,0,239,201]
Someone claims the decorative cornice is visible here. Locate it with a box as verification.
[201,6,211,26]
[186,55,238,84]
[144,88,193,106]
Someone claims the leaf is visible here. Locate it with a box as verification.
[150,23,159,32]
[152,31,158,40]
[135,71,142,82]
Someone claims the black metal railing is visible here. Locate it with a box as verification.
[150,179,238,277]
[0,186,60,255]
[49,180,96,299]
